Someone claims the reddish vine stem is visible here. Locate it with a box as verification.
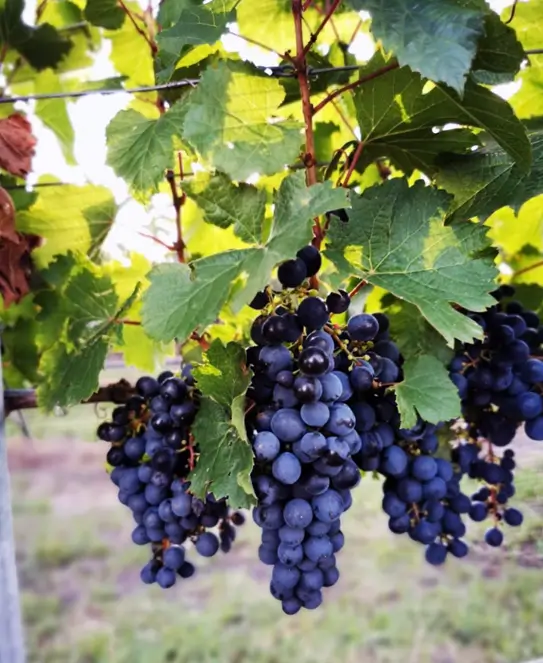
[118,319,141,326]
[226,29,284,58]
[313,61,399,115]
[348,279,367,299]
[292,0,323,251]
[138,231,175,252]
[317,0,341,44]
[513,259,543,277]
[166,158,186,263]
[118,0,158,54]
[303,0,342,56]
[347,18,363,48]
[342,140,365,187]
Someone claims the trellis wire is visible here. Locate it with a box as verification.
[0,332,26,663]
[0,64,360,104]
[0,48,542,105]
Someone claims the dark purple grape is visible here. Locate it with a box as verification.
[277,258,307,288]
[326,290,350,314]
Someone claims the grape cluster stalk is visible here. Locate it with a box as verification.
[98,368,245,588]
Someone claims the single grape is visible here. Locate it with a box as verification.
[278,258,307,288]
[196,532,220,557]
[326,290,350,314]
[347,313,379,341]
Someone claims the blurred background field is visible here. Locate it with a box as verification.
[5,367,543,663]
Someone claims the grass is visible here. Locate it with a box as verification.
[5,402,543,663]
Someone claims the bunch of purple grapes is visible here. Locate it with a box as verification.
[246,244,469,614]
[98,369,244,589]
[447,285,542,545]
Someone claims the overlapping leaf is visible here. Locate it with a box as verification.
[471,11,525,82]
[396,355,461,428]
[182,62,303,180]
[157,0,234,59]
[106,100,188,194]
[181,172,266,244]
[84,0,125,29]
[142,172,350,342]
[435,128,543,223]
[352,53,531,176]
[347,0,485,93]
[190,340,255,507]
[325,178,497,345]
[0,0,73,70]
[15,181,118,266]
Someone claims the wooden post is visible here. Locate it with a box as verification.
[0,336,26,663]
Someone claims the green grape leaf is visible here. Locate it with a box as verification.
[157,1,234,58]
[190,397,256,508]
[106,101,188,194]
[395,354,461,428]
[142,173,349,341]
[141,254,245,343]
[106,4,154,87]
[84,0,125,29]
[386,300,454,365]
[84,196,118,259]
[193,339,250,415]
[37,339,109,410]
[325,178,497,345]
[0,0,73,70]
[347,0,485,94]
[435,128,543,223]
[62,269,120,345]
[511,61,543,120]
[353,54,531,176]
[502,0,542,51]
[354,53,531,174]
[183,61,303,180]
[471,11,525,80]
[34,257,120,349]
[36,274,138,410]
[486,197,543,257]
[34,70,75,164]
[181,172,266,244]
[1,318,40,385]
[15,181,118,266]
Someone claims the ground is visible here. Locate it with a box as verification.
[5,398,543,663]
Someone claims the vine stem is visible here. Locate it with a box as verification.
[313,61,399,115]
[505,0,518,24]
[347,18,363,48]
[303,0,342,56]
[341,140,365,187]
[513,259,543,277]
[292,0,323,250]
[166,157,186,264]
[348,279,367,298]
[118,0,157,54]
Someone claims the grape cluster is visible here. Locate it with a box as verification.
[337,310,473,565]
[448,285,542,544]
[98,369,244,588]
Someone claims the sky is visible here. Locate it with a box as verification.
[18,0,516,262]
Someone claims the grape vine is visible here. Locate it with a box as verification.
[1,0,543,622]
